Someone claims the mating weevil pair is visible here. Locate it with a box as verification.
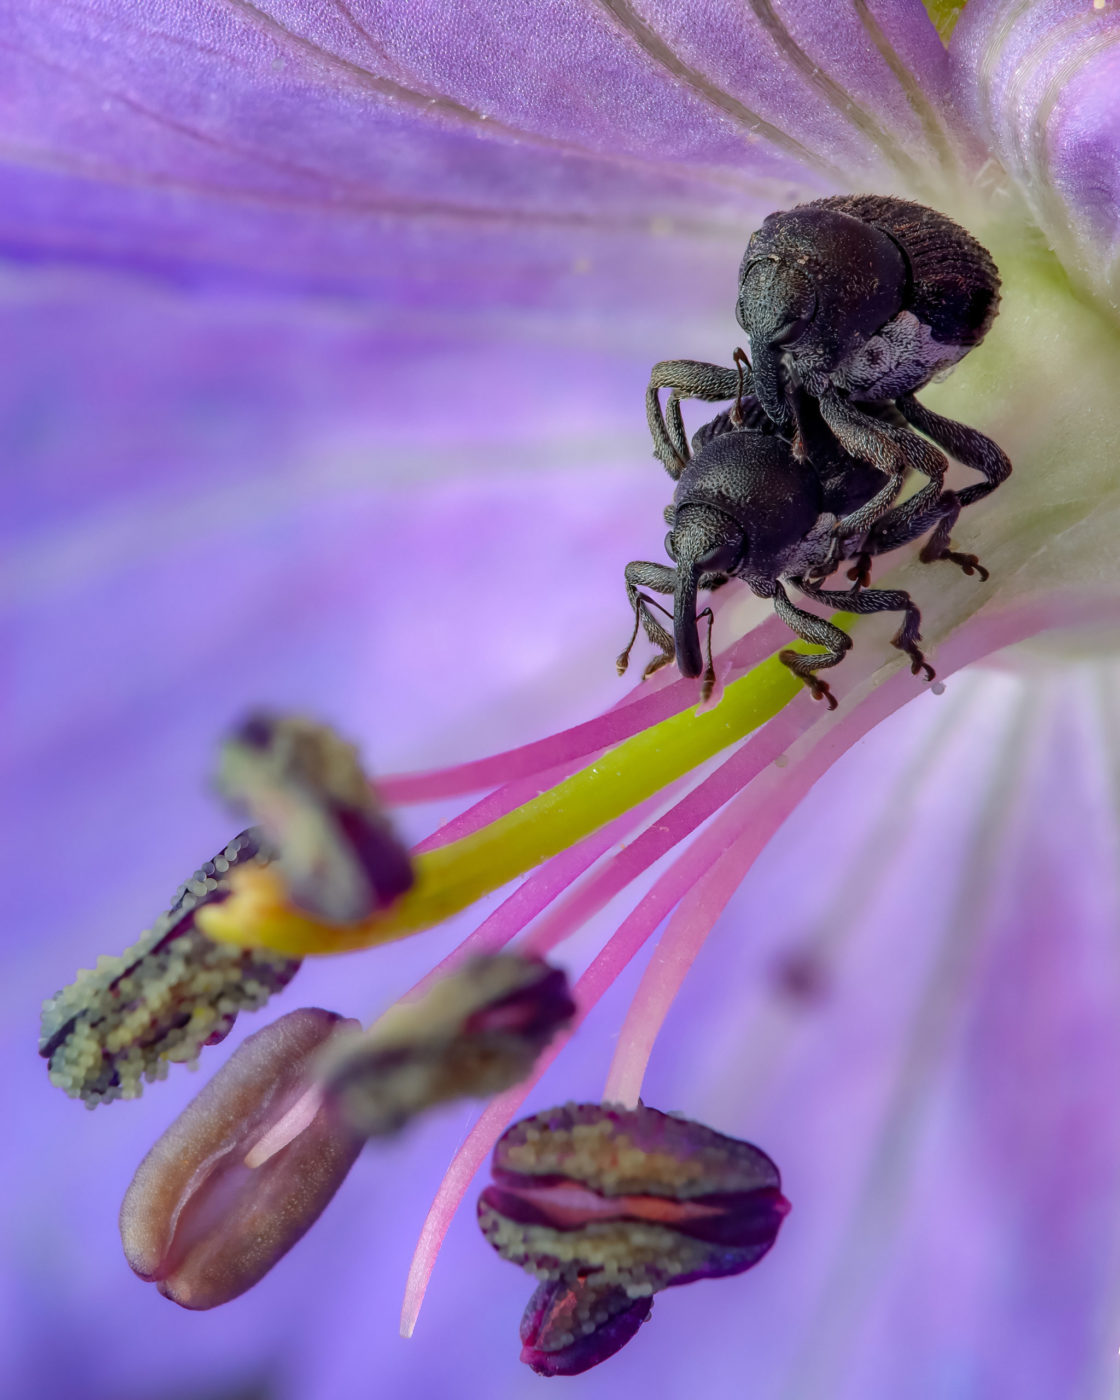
[619,195,1012,709]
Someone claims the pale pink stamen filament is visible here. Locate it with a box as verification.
[406,789,675,1000]
[382,617,787,806]
[400,704,819,1336]
[520,700,815,957]
[602,666,937,1107]
[602,592,1120,1106]
[400,592,1120,1337]
[243,1084,324,1169]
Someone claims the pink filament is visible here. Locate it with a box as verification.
[405,788,674,1000]
[242,1084,325,1168]
[381,616,787,807]
[400,900,671,1337]
[399,589,1120,1337]
[520,699,814,957]
[602,667,926,1107]
[601,589,1120,1105]
[400,702,814,1336]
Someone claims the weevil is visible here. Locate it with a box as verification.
[644,198,1010,584]
[618,399,964,708]
[735,194,1011,538]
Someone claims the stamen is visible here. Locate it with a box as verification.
[602,660,949,1107]
[408,790,672,997]
[603,594,1120,1108]
[401,594,1120,1332]
[39,830,300,1106]
[317,954,575,1137]
[217,711,414,921]
[120,1008,362,1309]
[477,1101,789,1345]
[197,633,822,957]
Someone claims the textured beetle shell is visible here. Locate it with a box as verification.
[671,426,845,588]
[673,429,822,559]
[811,194,1001,351]
[829,308,968,400]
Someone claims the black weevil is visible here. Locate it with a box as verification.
[618,398,957,709]
[644,198,1010,582]
[736,194,1011,538]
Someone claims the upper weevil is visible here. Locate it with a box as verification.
[735,194,1011,538]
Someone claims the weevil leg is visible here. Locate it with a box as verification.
[619,561,678,679]
[897,394,1011,509]
[772,582,852,711]
[818,391,948,536]
[730,347,751,426]
[916,493,990,579]
[647,360,748,479]
[664,392,689,466]
[847,488,990,582]
[796,578,935,682]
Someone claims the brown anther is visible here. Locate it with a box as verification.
[120,1008,362,1309]
[40,830,300,1106]
[319,955,575,1138]
[216,712,414,923]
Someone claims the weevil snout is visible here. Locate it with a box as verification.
[670,508,743,678]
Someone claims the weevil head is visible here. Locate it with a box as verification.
[737,205,908,421]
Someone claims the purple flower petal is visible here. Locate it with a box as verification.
[0,1,968,300]
[951,0,1120,284]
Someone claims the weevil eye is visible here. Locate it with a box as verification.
[737,260,815,347]
[664,531,677,561]
[769,302,816,348]
[696,536,741,575]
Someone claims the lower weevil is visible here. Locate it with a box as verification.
[618,400,956,709]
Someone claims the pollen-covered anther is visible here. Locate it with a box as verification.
[478,1102,789,1312]
[120,1008,362,1310]
[318,954,575,1137]
[216,711,414,924]
[39,831,301,1106]
[519,1278,653,1377]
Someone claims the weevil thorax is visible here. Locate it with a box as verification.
[738,204,908,413]
[675,429,823,580]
